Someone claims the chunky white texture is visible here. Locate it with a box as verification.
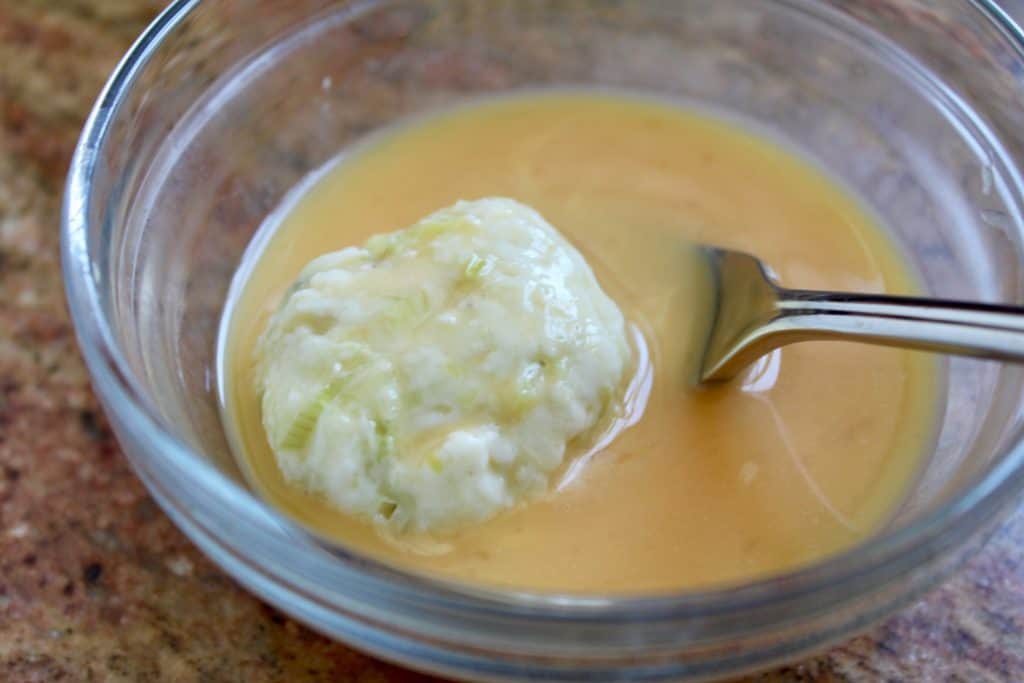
[255,198,630,533]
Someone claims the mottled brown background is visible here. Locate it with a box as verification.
[3,1,1024,681]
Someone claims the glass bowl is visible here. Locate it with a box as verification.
[62,1,1024,680]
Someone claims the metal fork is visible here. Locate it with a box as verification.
[698,246,1024,383]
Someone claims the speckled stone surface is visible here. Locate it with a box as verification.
[3,1,1024,681]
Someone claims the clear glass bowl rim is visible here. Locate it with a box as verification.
[60,0,1024,622]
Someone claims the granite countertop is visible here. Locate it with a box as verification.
[3,1,1024,681]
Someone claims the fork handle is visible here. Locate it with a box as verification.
[774,289,1024,362]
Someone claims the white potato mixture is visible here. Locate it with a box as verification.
[255,198,630,533]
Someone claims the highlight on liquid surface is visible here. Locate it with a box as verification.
[219,91,938,594]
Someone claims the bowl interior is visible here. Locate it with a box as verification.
[83,0,1024,591]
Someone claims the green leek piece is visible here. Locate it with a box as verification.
[499,362,544,420]
[412,217,474,243]
[279,378,348,451]
[366,233,398,260]
[380,290,432,331]
[462,253,494,282]
[375,420,395,460]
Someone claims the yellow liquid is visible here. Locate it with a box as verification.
[220,92,937,594]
